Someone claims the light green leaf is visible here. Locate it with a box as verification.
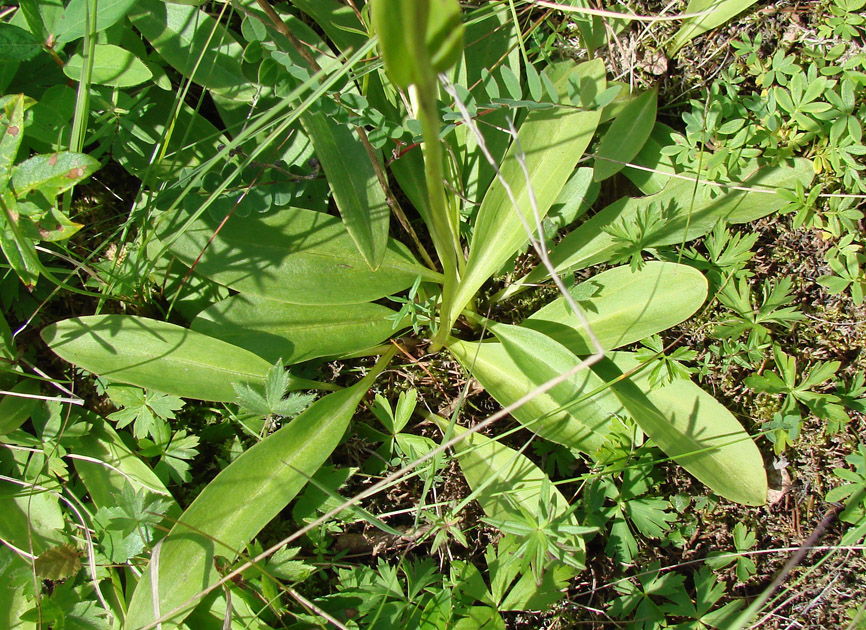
[448,324,618,455]
[514,158,813,291]
[40,315,326,402]
[11,151,100,198]
[71,409,177,507]
[431,418,579,536]
[124,357,390,629]
[128,0,257,102]
[445,59,604,333]
[162,206,439,305]
[54,0,137,45]
[595,352,767,506]
[667,0,760,56]
[522,262,707,354]
[593,87,657,182]
[64,44,152,88]
[301,112,389,270]
[192,294,401,365]
[622,122,679,194]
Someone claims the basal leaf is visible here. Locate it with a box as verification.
[522,262,707,354]
[301,112,390,270]
[448,324,618,455]
[124,358,390,629]
[0,380,41,435]
[40,315,325,402]
[593,87,657,182]
[64,44,152,88]
[511,158,813,294]
[431,417,580,541]
[162,206,439,305]
[595,352,767,506]
[71,409,177,508]
[445,59,605,333]
[191,294,402,364]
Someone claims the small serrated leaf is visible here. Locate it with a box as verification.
[35,543,81,580]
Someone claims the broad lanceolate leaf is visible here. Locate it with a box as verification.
[667,0,760,56]
[301,112,390,270]
[64,44,152,88]
[448,324,618,455]
[162,206,439,305]
[12,151,100,198]
[594,353,767,506]
[445,59,605,333]
[128,0,257,102]
[124,356,390,629]
[511,158,813,294]
[71,410,177,507]
[192,294,402,364]
[40,315,324,402]
[431,418,585,566]
[522,262,707,354]
[593,87,657,182]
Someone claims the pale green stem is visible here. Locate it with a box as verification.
[406,10,461,350]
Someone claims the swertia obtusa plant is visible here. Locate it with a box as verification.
[1,1,825,628]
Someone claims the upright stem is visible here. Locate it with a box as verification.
[407,11,461,350]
